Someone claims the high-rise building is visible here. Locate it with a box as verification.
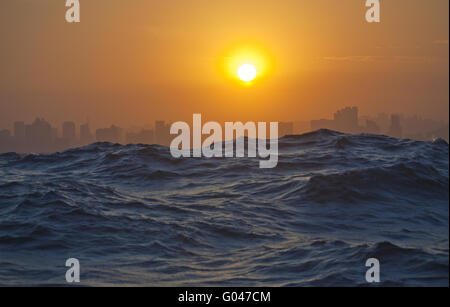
[0,129,10,139]
[25,118,53,152]
[310,106,360,133]
[364,120,380,134]
[333,106,359,133]
[155,121,171,146]
[388,114,402,139]
[80,123,93,145]
[62,121,76,142]
[96,125,123,143]
[0,129,11,152]
[51,128,58,141]
[126,129,154,145]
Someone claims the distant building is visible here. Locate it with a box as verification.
[80,123,93,145]
[12,121,26,152]
[62,121,76,143]
[126,129,154,145]
[155,120,171,146]
[0,130,12,152]
[376,113,390,132]
[426,124,449,142]
[25,118,53,152]
[333,106,359,133]
[0,129,11,139]
[51,128,58,140]
[96,125,123,143]
[388,114,402,139]
[364,120,380,135]
[310,106,360,133]
[25,118,52,142]
[279,122,294,137]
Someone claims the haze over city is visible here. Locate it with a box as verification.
[0,105,448,154]
[0,0,448,133]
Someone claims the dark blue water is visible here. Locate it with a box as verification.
[0,129,448,286]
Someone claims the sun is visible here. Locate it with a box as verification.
[217,42,274,85]
[237,64,257,82]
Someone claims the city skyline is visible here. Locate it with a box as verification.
[1,1,448,130]
[1,106,448,154]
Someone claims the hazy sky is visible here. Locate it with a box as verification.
[0,0,448,129]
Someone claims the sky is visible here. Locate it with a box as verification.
[0,0,448,130]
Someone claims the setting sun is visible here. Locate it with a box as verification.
[217,41,275,86]
[237,64,257,82]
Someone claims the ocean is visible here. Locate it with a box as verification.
[0,129,448,286]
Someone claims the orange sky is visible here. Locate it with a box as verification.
[0,0,448,129]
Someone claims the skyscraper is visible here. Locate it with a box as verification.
[96,125,123,143]
[388,114,403,139]
[62,121,76,142]
[25,118,53,152]
[155,121,171,146]
[333,107,359,133]
[80,123,93,145]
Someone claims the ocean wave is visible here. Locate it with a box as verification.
[0,130,448,286]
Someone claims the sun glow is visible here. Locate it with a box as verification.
[218,42,275,85]
[237,64,257,82]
